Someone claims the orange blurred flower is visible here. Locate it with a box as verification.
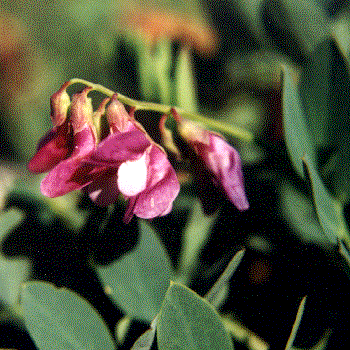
[0,10,36,101]
[124,6,219,57]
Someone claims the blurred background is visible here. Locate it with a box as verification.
[1,0,350,349]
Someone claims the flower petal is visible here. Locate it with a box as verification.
[86,170,120,206]
[129,167,180,220]
[27,124,71,174]
[107,94,133,133]
[124,145,180,221]
[70,87,94,133]
[118,153,148,196]
[202,135,249,211]
[50,81,71,127]
[40,126,96,197]
[91,127,151,165]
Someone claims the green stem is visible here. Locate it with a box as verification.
[69,78,254,142]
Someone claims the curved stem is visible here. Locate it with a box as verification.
[69,78,254,142]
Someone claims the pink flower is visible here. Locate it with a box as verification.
[83,96,180,222]
[28,89,180,222]
[27,82,73,174]
[174,112,249,211]
[37,87,97,197]
[120,143,180,222]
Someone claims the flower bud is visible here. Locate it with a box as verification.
[69,87,93,133]
[50,81,71,127]
[106,94,132,133]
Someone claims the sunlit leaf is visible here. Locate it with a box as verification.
[291,329,331,350]
[115,316,131,345]
[21,281,115,350]
[223,315,269,350]
[96,220,173,322]
[157,282,233,350]
[154,39,173,105]
[136,37,173,104]
[0,209,23,241]
[333,14,350,62]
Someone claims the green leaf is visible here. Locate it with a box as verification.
[136,38,173,104]
[291,329,331,350]
[0,209,23,241]
[9,173,86,230]
[131,316,158,350]
[299,39,335,146]
[177,200,217,285]
[263,0,329,59]
[157,282,234,350]
[280,183,330,247]
[222,316,269,350]
[333,13,350,63]
[96,220,173,322]
[285,296,307,350]
[299,36,350,202]
[302,154,349,245]
[205,249,245,308]
[0,209,30,308]
[135,38,160,102]
[282,64,350,246]
[282,65,316,176]
[115,316,131,345]
[21,281,115,350]
[174,48,198,112]
[154,39,173,105]
[233,0,267,40]
[0,256,30,308]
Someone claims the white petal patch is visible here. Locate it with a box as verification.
[118,154,148,196]
[89,189,102,202]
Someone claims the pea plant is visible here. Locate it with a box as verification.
[1,1,350,349]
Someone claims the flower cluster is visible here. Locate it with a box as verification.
[29,82,249,222]
[28,83,180,222]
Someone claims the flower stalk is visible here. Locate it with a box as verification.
[28,79,250,222]
[68,78,254,142]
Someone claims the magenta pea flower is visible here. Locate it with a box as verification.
[28,88,180,222]
[27,82,73,174]
[83,95,180,222]
[37,87,98,197]
[173,109,249,211]
[120,143,180,222]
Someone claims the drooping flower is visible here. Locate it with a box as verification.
[27,81,73,174]
[173,109,249,211]
[28,88,180,222]
[36,87,97,197]
[82,95,180,222]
